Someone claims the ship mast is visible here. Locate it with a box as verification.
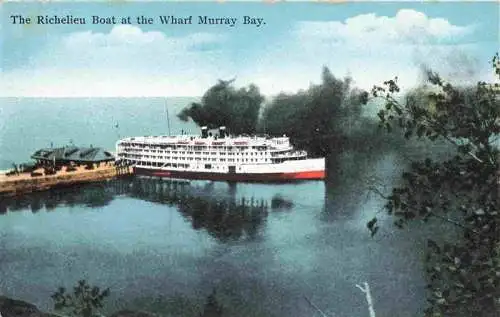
[165,100,171,136]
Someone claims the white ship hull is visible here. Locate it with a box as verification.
[134,158,325,181]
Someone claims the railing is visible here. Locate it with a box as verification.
[271,151,307,158]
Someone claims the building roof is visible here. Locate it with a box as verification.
[31,146,114,163]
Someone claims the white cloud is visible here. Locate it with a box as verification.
[272,9,484,93]
[2,25,231,97]
[1,11,489,98]
[295,9,471,44]
[62,25,223,50]
[45,25,226,71]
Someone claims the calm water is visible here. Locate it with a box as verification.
[0,97,199,170]
[0,98,440,317]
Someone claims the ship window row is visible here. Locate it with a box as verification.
[120,144,270,151]
[138,161,190,168]
[122,149,269,156]
[134,162,240,171]
[272,157,306,163]
[121,152,270,159]
[130,154,270,163]
[119,153,142,159]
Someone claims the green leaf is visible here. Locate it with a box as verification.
[427,239,441,253]
[404,129,412,139]
[473,208,485,216]
[417,125,426,138]
[367,217,377,230]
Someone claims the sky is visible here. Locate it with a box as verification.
[1,1,498,97]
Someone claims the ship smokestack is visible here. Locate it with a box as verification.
[201,126,208,138]
[219,126,226,138]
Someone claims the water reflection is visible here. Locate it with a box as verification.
[0,177,298,243]
[0,183,116,213]
[322,151,403,222]
[126,177,270,242]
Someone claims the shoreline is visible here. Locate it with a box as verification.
[0,164,132,197]
[0,295,157,317]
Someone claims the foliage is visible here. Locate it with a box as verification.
[200,290,223,317]
[259,67,368,156]
[370,54,499,316]
[51,280,110,317]
[178,79,264,135]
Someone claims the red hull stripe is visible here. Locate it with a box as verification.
[134,167,325,181]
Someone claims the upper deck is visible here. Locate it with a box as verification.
[117,134,292,151]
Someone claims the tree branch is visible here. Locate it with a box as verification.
[368,173,479,235]
[303,295,330,317]
[440,134,484,164]
[428,213,477,233]
[355,282,376,317]
[367,185,390,200]
[381,92,486,165]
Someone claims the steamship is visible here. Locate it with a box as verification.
[115,127,325,181]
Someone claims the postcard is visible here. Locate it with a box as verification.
[1,1,498,317]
